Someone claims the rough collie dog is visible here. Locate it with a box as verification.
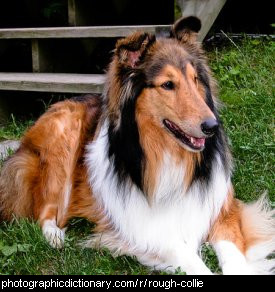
[0,17,274,275]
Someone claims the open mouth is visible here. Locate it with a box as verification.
[163,119,205,151]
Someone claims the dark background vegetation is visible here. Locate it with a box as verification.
[0,0,273,31]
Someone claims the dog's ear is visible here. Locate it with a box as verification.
[115,32,156,68]
[171,16,201,43]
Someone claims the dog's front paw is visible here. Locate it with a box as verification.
[222,262,252,275]
[42,220,65,249]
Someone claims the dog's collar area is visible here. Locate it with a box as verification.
[163,119,205,151]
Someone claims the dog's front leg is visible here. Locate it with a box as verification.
[171,245,213,275]
[140,245,213,275]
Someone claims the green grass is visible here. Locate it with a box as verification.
[0,39,274,275]
[209,38,274,202]
[0,219,149,275]
[0,114,33,141]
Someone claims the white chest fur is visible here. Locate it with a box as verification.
[86,122,229,259]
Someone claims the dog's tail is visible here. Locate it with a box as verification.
[0,148,37,221]
[241,194,275,274]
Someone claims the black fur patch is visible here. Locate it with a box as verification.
[193,64,230,185]
[108,72,145,190]
[193,126,229,186]
[173,16,202,35]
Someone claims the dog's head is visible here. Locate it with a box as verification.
[106,17,228,190]
[107,16,219,153]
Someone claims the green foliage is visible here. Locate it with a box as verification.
[201,243,221,274]
[209,39,274,202]
[42,0,67,23]
[0,219,150,275]
[43,2,64,19]
[0,114,33,140]
[174,0,182,20]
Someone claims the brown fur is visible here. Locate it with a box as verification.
[0,95,102,230]
[209,190,275,256]
[209,188,246,253]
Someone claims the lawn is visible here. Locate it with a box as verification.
[0,38,274,275]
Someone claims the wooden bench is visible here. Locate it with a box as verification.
[0,0,226,95]
[0,25,171,39]
[0,25,170,93]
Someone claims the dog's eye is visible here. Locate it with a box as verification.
[161,81,175,90]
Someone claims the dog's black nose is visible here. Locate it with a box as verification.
[201,118,219,136]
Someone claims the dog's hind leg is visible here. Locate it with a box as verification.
[0,145,69,249]
[37,173,74,248]
[31,152,75,249]
[0,96,102,248]
[40,205,66,249]
[31,115,82,248]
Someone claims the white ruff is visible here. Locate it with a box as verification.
[85,121,230,274]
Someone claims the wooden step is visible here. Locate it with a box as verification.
[0,140,20,159]
[0,73,105,93]
[177,0,227,41]
[0,25,171,39]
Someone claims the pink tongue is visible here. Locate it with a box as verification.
[190,137,205,148]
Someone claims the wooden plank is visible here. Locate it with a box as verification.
[68,0,88,27]
[0,25,171,39]
[31,40,40,72]
[68,0,77,26]
[177,0,227,41]
[67,0,87,26]
[0,98,8,122]
[0,73,106,93]
[31,40,53,73]
[0,140,20,159]
[32,39,47,72]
